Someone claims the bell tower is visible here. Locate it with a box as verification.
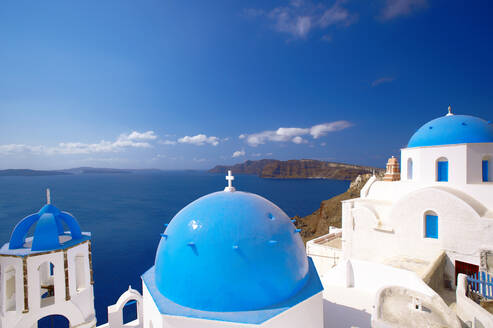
[0,190,96,328]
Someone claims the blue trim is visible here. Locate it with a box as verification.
[437,161,448,182]
[408,115,493,148]
[425,215,438,239]
[141,258,323,324]
[0,233,91,256]
[483,160,489,182]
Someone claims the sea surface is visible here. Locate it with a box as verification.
[0,171,349,325]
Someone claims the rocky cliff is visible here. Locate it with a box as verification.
[292,173,377,243]
[209,159,383,181]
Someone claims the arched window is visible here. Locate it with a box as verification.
[424,211,438,239]
[483,156,491,182]
[407,158,413,180]
[436,157,448,182]
[5,266,16,312]
[39,261,55,308]
[38,314,70,328]
[75,255,86,292]
[123,300,138,324]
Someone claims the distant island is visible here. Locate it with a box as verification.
[209,159,384,180]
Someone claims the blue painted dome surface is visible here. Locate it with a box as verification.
[408,114,493,148]
[9,204,83,251]
[154,191,309,312]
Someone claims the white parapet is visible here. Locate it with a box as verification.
[99,286,143,328]
[306,231,343,276]
[456,273,493,328]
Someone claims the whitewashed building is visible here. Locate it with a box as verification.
[308,107,493,327]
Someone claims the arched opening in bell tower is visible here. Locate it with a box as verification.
[38,261,55,308]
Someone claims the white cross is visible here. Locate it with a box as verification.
[46,188,51,204]
[224,170,236,192]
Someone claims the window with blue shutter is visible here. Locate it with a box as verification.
[483,160,489,182]
[437,161,448,182]
[425,215,438,239]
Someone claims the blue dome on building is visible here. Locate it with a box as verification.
[9,203,84,251]
[408,113,493,148]
[154,190,309,312]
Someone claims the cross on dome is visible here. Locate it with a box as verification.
[224,170,236,192]
[46,188,51,204]
[446,105,454,116]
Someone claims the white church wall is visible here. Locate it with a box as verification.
[26,251,65,312]
[0,255,23,328]
[401,144,468,184]
[142,282,323,328]
[67,242,96,321]
[467,143,493,184]
[344,186,493,285]
[263,293,323,328]
[142,283,163,328]
[0,242,96,328]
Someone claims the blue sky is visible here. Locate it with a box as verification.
[0,0,492,170]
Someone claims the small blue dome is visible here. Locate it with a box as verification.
[154,191,309,312]
[408,114,493,148]
[9,204,83,251]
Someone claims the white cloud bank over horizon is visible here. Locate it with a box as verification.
[0,130,157,155]
[240,121,353,147]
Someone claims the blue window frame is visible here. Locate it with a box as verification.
[437,161,448,182]
[483,160,489,182]
[425,215,438,239]
[50,263,54,276]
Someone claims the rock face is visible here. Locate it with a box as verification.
[209,159,383,181]
[293,173,377,243]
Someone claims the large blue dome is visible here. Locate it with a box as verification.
[408,114,493,148]
[154,191,309,312]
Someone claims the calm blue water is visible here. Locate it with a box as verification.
[0,171,349,325]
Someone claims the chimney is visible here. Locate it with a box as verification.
[383,156,400,181]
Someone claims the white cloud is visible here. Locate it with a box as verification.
[232,150,246,158]
[0,130,156,155]
[292,136,307,144]
[0,144,45,155]
[310,121,352,138]
[159,140,177,145]
[193,158,208,162]
[380,0,428,20]
[371,77,395,87]
[242,121,352,146]
[247,0,357,39]
[178,134,220,146]
[126,131,157,141]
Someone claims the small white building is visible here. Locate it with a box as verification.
[0,191,96,328]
